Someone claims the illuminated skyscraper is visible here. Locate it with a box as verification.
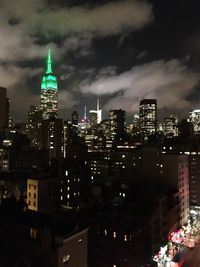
[139,99,157,137]
[188,109,200,134]
[89,99,102,126]
[40,49,58,120]
[164,113,179,138]
[97,98,102,124]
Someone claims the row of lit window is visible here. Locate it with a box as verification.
[103,230,139,242]
[60,192,80,200]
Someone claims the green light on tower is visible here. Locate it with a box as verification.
[46,48,53,74]
[41,49,58,90]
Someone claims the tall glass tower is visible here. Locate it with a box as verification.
[139,99,157,137]
[40,49,58,120]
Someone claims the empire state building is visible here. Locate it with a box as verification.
[40,49,58,120]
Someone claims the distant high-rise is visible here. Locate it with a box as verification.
[25,105,42,147]
[89,99,102,126]
[0,87,9,129]
[89,110,98,127]
[188,109,200,134]
[40,49,58,120]
[164,113,179,138]
[71,110,78,126]
[139,99,157,137]
[109,109,126,140]
[41,117,63,160]
[97,98,102,124]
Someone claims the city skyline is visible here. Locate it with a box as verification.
[0,0,200,122]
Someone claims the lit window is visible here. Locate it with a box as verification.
[67,194,70,199]
[113,232,116,239]
[60,196,63,200]
[65,171,68,176]
[124,235,127,242]
[67,187,70,191]
[63,254,70,263]
[104,229,107,236]
[122,155,125,158]
[30,228,37,239]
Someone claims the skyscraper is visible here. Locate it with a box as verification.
[25,105,42,147]
[97,98,102,124]
[71,110,78,126]
[188,109,200,134]
[89,99,102,126]
[139,99,157,137]
[0,87,9,129]
[40,49,58,120]
[109,109,126,140]
[164,113,179,138]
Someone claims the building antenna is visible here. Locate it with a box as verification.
[84,106,87,121]
[97,98,100,111]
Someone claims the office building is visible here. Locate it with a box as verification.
[40,49,58,120]
[40,117,64,160]
[25,105,42,147]
[109,109,126,141]
[71,110,78,132]
[159,154,189,226]
[188,153,200,216]
[164,113,179,138]
[0,87,9,129]
[139,99,157,137]
[89,110,98,127]
[188,109,200,134]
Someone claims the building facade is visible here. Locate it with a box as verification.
[188,109,200,134]
[0,87,9,129]
[139,99,157,138]
[109,109,126,141]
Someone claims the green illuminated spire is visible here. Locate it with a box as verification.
[41,48,58,90]
[46,48,53,74]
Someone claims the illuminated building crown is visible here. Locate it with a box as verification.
[41,49,58,90]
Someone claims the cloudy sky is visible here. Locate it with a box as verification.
[0,0,200,121]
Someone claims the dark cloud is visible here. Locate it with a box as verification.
[79,60,199,113]
[0,0,199,121]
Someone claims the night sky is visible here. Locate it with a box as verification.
[1,0,200,121]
